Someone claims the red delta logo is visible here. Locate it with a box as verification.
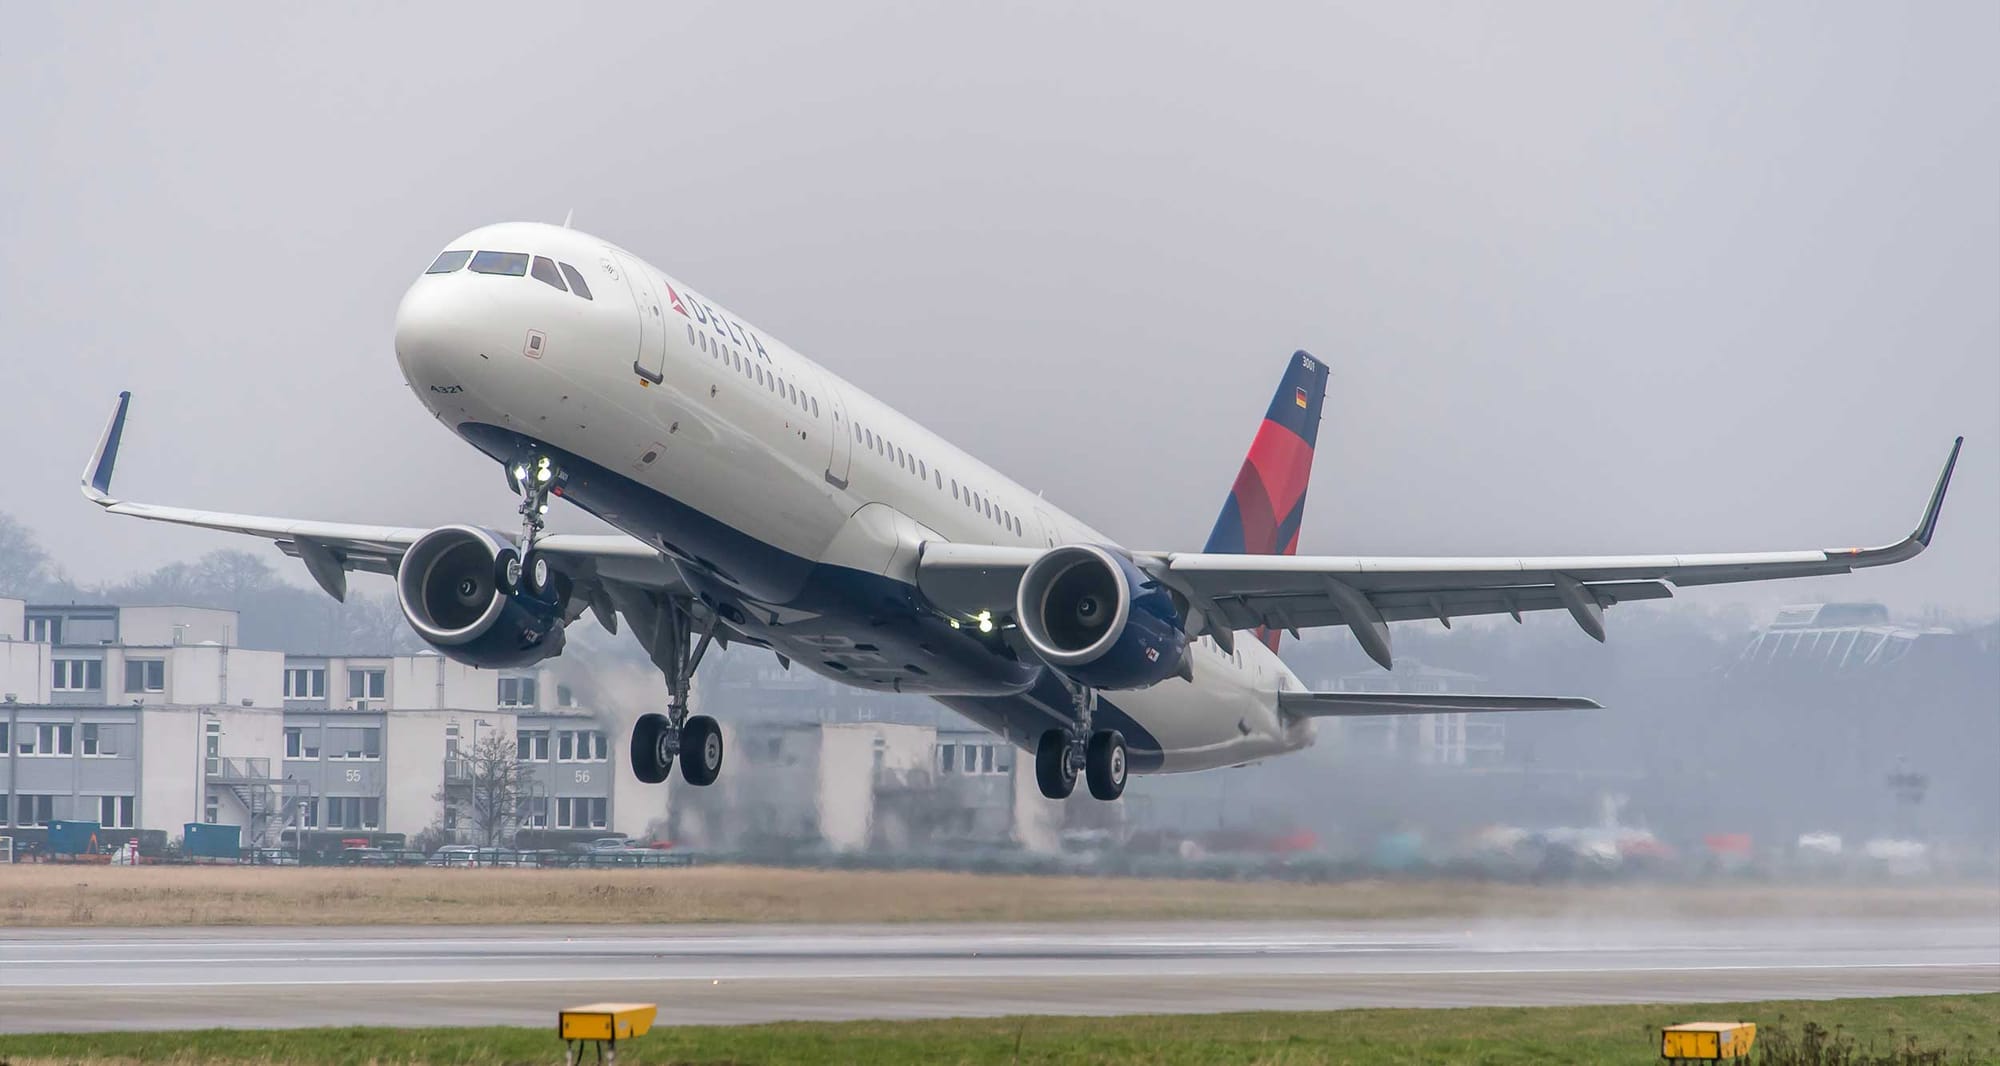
[662,281,690,318]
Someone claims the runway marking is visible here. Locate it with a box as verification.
[11,961,1992,991]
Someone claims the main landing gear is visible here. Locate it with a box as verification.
[629,595,724,787]
[1035,681,1127,802]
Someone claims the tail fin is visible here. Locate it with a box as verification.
[1203,350,1329,648]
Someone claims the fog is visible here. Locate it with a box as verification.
[1,3,1994,618]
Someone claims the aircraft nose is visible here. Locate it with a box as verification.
[394,277,481,382]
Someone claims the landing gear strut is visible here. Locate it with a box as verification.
[503,453,561,598]
[629,596,723,787]
[1035,681,1127,801]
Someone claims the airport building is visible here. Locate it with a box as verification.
[0,598,652,850]
[0,596,1062,857]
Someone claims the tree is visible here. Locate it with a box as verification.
[0,512,68,598]
[436,732,534,848]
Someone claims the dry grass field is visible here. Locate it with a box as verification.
[2,863,1994,928]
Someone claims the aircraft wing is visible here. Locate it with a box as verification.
[918,437,1961,667]
[79,393,684,612]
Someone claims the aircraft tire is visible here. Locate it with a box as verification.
[1035,729,1076,800]
[630,713,673,784]
[680,715,723,787]
[1085,729,1127,801]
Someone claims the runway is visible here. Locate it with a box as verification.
[1,916,1994,1032]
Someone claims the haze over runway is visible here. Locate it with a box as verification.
[2,917,1994,1032]
[2,3,1994,616]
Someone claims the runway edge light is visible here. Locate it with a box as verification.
[1662,1021,1756,1060]
[560,1002,657,1066]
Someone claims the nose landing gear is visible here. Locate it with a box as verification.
[503,454,562,598]
[1035,681,1127,801]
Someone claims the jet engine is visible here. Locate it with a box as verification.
[1015,544,1187,689]
[395,525,567,669]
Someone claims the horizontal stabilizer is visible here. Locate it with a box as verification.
[1278,691,1600,718]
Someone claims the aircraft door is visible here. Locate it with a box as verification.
[612,251,668,383]
[818,377,854,489]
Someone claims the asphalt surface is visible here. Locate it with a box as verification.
[1,917,1994,1032]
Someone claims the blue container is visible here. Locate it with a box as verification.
[48,820,104,856]
[183,822,242,860]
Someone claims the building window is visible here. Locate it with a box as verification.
[16,794,54,828]
[520,797,548,828]
[556,684,577,708]
[516,729,550,761]
[0,722,7,753]
[19,723,73,757]
[498,676,538,708]
[285,668,326,699]
[80,723,117,757]
[26,617,58,643]
[556,730,607,761]
[938,744,956,773]
[96,795,135,829]
[347,669,386,703]
[325,796,381,829]
[52,659,103,691]
[328,726,382,761]
[283,726,320,759]
[556,797,607,829]
[125,659,165,693]
[299,799,319,829]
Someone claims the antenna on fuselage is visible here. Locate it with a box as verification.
[561,208,575,229]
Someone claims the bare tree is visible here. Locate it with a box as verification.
[436,732,532,848]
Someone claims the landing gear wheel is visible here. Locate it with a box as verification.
[1086,729,1127,801]
[1035,729,1077,800]
[679,715,723,787]
[522,551,553,598]
[630,713,674,784]
[493,547,522,594]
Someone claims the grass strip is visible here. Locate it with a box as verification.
[1,994,1993,1065]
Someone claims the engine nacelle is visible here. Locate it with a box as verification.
[1015,543,1187,690]
[395,525,567,669]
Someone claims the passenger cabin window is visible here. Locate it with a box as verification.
[469,250,530,276]
[530,256,568,291]
[426,250,472,274]
[557,262,593,299]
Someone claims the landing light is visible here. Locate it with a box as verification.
[536,467,552,484]
[975,610,993,634]
[513,465,527,481]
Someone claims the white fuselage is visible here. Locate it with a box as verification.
[393,222,1312,772]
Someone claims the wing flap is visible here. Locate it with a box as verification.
[1279,691,1601,717]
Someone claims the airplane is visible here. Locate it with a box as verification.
[80,221,1962,802]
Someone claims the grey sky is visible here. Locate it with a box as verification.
[3,2,1995,617]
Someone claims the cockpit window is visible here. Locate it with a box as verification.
[530,256,568,292]
[468,251,530,276]
[426,250,472,274]
[557,262,593,300]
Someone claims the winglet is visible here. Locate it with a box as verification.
[81,391,131,505]
[1840,436,1962,567]
[1913,436,1962,548]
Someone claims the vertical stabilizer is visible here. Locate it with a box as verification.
[1203,351,1329,648]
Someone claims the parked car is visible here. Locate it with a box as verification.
[428,845,479,867]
